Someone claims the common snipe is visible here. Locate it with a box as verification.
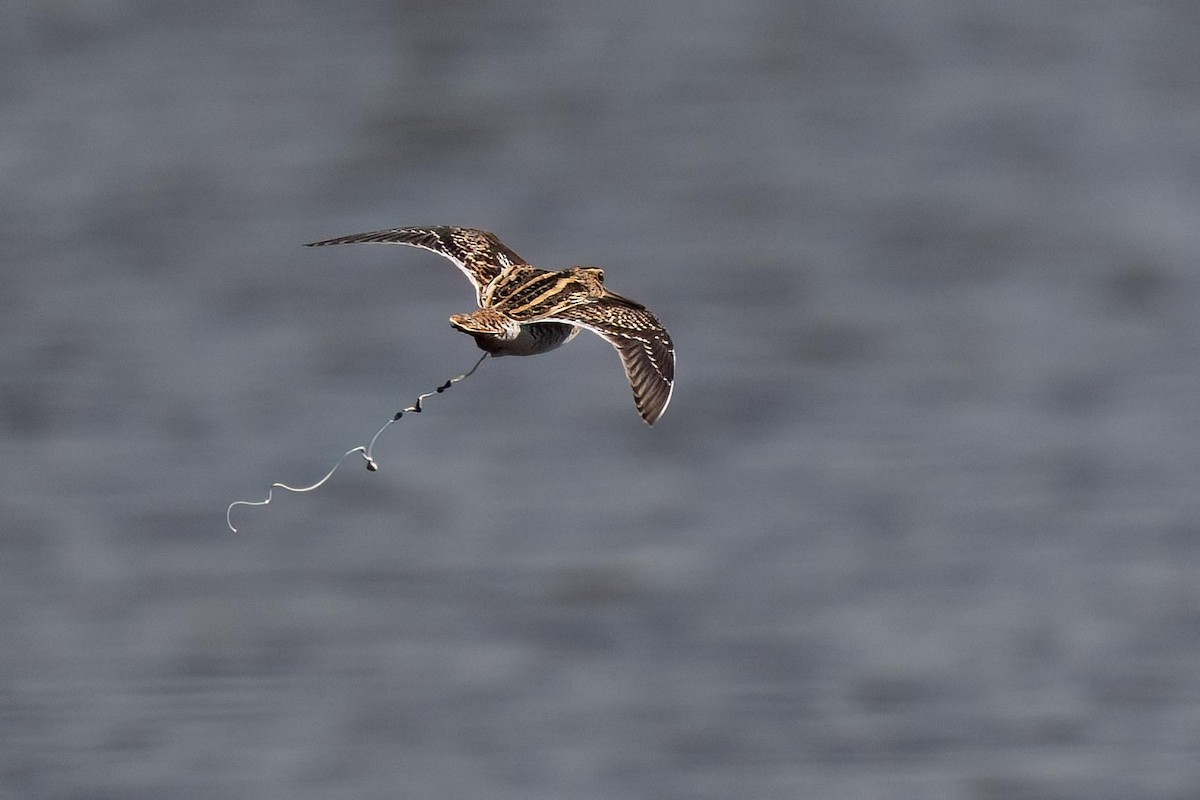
[305,226,675,424]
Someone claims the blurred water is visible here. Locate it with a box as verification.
[5,1,1200,798]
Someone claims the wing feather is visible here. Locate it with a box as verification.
[545,299,675,424]
[304,226,526,304]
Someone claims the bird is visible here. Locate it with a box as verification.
[304,226,675,424]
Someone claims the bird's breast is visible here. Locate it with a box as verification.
[467,322,580,357]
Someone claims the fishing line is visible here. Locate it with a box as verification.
[226,353,488,532]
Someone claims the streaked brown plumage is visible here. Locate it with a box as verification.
[305,226,675,424]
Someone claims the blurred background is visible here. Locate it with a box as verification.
[4,1,1200,797]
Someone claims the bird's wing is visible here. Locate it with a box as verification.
[304,226,526,304]
[544,298,675,425]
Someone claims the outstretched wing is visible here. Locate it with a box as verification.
[545,298,675,425]
[304,226,527,304]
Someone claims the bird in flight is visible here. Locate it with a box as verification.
[305,226,675,424]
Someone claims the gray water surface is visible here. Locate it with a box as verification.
[5,2,1200,798]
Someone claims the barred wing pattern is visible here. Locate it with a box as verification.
[304,225,676,424]
[305,226,527,305]
[547,300,675,425]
